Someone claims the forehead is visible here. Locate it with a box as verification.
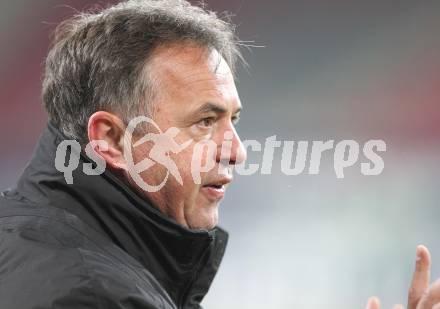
[147,43,241,113]
[150,42,231,82]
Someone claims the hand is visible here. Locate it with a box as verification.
[365,245,440,309]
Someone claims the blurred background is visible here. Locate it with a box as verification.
[1,0,439,308]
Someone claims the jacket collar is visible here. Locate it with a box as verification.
[16,122,228,308]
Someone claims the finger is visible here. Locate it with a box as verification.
[416,279,440,309]
[392,305,404,309]
[433,303,440,309]
[408,245,431,309]
[366,296,381,309]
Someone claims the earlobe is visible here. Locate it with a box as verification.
[97,144,129,171]
[87,111,128,171]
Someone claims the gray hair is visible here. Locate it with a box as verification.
[42,0,243,144]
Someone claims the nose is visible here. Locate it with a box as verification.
[216,126,247,166]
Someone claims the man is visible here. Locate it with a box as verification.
[0,1,244,308]
[0,1,438,308]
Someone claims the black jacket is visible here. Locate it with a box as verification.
[0,122,228,309]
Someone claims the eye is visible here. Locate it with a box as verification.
[197,117,216,128]
[232,115,240,125]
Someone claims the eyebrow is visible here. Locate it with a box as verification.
[195,102,242,115]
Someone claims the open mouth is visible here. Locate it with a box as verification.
[200,176,233,201]
[201,182,228,201]
[204,184,224,189]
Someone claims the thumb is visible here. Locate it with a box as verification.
[408,245,431,309]
[366,296,381,309]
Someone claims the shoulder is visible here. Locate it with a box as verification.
[0,192,175,309]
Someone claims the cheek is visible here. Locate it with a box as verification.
[130,145,167,186]
[170,147,204,198]
[171,147,196,184]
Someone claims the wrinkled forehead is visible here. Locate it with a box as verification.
[147,43,234,88]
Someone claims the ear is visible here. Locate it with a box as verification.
[87,111,128,171]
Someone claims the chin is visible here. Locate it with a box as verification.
[187,203,219,230]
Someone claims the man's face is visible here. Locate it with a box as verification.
[126,43,246,230]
